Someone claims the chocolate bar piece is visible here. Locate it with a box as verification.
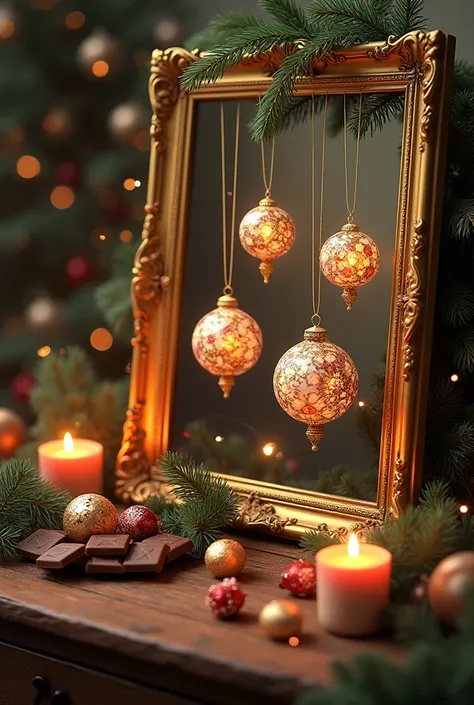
[86,556,124,574]
[37,543,86,569]
[17,529,66,560]
[86,534,130,556]
[143,533,193,561]
[123,542,169,573]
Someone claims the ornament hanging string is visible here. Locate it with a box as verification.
[220,102,241,296]
[311,93,328,328]
[343,93,363,223]
[260,137,275,197]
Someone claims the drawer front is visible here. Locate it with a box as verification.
[0,642,200,705]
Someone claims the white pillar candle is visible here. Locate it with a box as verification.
[316,534,392,637]
[38,433,103,497]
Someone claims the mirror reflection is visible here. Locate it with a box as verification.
[169,96,404,502]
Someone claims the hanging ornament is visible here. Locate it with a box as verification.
[43,107,73,141]
[0,408,26,458]
[279,559,316,597]
[239,139,295,283]
[273,96,359,451]
[77,29,121,78]
[206,577,246,618]
[24,295,62,334]
[65,255,93,287]
[192,103,262,398]
[108,101,143,144]
[10,372,35,405]
[320,94,379,310]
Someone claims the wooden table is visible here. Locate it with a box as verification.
[0,535,402,705]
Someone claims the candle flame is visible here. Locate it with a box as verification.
[347,533,360,558]
[64,432,74,453]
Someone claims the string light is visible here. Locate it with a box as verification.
[37,345,51,358]
[215,435,224,443]
[90,328,113,351]
[50,186,74,209]
[288,637,299,647]
[275,451,283,460]
[65,11,85,30]
[99,234,106,241]
[17,155,41,179]
[459,504,469,514]
[92,60,109,78]
[123,178,136,191]
[358,400,365,407]
[134,179,141,187]
[450,373,460,382]
[262,443,275,457]
[120,230,133,243]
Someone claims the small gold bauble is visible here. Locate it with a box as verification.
[259,599,303,640]
[204,539,247,578]
[428,551,474,625]
[0,408,26,458]
[63,493,118,543]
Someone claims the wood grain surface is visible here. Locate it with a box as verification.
[0,535,404,705]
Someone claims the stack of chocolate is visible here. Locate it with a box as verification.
[17,529,192,575]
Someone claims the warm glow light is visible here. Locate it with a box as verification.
[92,60,109,78]
[215,435,224,443]
[17,155,41,179]
[460,504,469,514]
[133,130,149,151]
[123,178,136,191]
[90,328,113,351]
[275,451,283,460]
[99,234,106,241]
[37,345,51,358]
[134,179,141,187]
[347,534,360,559]
[451,374,460,382]
[65,11,85,29]
[64,432,74,453]
[262,443,275,457]
[261,224,274,240]
[120,230,133,243]
[358,400,365,407]
[0,18,14,39]
[239,203,296,283]
[288,637,299,647]
[31,0,57,9]
[50,186,74,209]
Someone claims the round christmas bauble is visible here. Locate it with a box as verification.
[43,107,73,140]
[259,599,303,640]
[117,505,162,541]
[10,371,35,404]
[0,6,17,40]
[279,559,316,597]
[192,295,262,399]
[0,408,26,458]
[154,17,182,44]
[63,493,118,543]
[108,102,143,144]
[428,552,474,624]
[320,222,379,311]
[65,255,93,287]
[273,326,358,451]
[204,539,247,578]
[24,295,62,334]
[239,197,296,283]
[77,29,120,77]
[206,577,246,618]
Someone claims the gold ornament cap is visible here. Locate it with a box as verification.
[341,220,360,233]
[205,538,247,578]
[259,196,277,207]
[303,326,328,343]
[306,424,324,452]
[259,259,274,284]
[217,294,238,309]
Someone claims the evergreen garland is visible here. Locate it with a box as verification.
[0,459,70,560]
[146,451,241,557]
[183,0,474,502]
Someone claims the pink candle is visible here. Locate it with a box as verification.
[38,433,103,497]
[316,535,392,636]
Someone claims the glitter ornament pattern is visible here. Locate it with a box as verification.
[206,577,246,618]
[279,559,316,597]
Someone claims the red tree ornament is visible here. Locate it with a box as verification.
[65,255,93,287]
[117,505,162,541]
[206,577,246,619]
[279,559,316,597]
[55,162,81,187]
[10,371,35,404]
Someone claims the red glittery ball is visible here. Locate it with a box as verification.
[117,505,162,541]
[279,559,316,597]
[206,577,246,619]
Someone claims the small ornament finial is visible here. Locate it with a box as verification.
[306,424,324,452]
[218,375,235,399]
[342,287,357,311]
[258,260,274,284]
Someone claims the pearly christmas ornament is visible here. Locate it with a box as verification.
[204,538,247,578]
[78,29,120,77]
[108,102,143,144]
[206,577,246,618]
[280,559,316,597]
[24,295,62,334]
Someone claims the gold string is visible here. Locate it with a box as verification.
[260,138,276,197]
[343,93,363,223]
[220,102,241,295]
[311,94,328,328]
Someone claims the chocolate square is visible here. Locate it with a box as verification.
[17,529,66,560]
[143,533,193,561]
[123,542,169,573]
[37,543,85,569]
[86,534,130,556]
[86,556,124,574]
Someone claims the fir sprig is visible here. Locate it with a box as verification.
[0,459,71,561]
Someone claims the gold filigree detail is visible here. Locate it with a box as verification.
[390,453,406,517]
[314,518,383,542]
[234,492,298,533]
[402,219,424,381]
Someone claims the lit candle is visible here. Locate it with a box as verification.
[38,433,103,497]
[316,534,392,637]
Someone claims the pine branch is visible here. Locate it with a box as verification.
[387,0,427,35]
[145,493,171,516]
[439,284,474,328]
[347,93,404,138]
[160,505,184,536]
[446,199,474,242]
[259,0,311,34]
[307,0,392,39]
[185,12,262,51]
[300,527,343,556]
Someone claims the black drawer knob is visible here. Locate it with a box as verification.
[51,689,71,705]
[32,676,50,705]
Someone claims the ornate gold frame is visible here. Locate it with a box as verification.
[116,31,455,538]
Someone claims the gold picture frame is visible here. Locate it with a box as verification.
[116,31,455,538]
